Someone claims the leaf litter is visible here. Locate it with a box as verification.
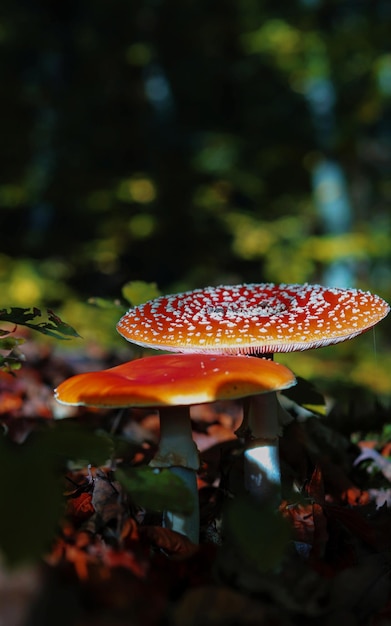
[1,334,391,625]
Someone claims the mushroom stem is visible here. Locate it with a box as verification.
[237,393,282,502]
[163,466,199,544]
[149,406,200,543]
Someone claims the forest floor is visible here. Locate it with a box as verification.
[1,335,391,626]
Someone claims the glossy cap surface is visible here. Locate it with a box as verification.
[55,353,296,408]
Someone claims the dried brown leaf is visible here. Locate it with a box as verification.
[139,525,199,558]
[171,585,291,626]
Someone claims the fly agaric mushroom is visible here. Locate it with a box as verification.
[55,352,295,542]
[117,283,390,501]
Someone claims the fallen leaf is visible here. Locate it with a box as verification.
[171,585,289,626]
[139,526,199,558]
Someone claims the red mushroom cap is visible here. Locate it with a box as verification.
[55,353,296,408]
[116,283,390,355]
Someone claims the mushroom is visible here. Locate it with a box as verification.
[117,283,390,501]
[55,352,295,542]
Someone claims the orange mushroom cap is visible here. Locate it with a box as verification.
[117,283,390,355]
[54,353,296,408]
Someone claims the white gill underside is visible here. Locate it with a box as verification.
[121,327,366,355]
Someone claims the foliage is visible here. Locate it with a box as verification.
[0,422,112,566]
[0,0,390,303]
[0,331,24,372]
[0,307,81,371]
[2,335,391,624]
[116,466,194,514]
[0,307,80,341]
[1,2,391,621]
[222,496,291,573]
[121,280,162,307]
[0,0,390,389]
[0,418,197,567]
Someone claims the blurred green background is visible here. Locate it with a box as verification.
[1,0,391,392]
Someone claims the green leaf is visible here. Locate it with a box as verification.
[223,496,291,572]
[121,281,161,306]
[281,376,326,415]
[0,356,22,371]
[0,424,114,567]
[0,435,64,567]
[0,307,40,323]
[0,336,25,350]
[0,307,81,341]
[39,422,114,467]
[116,466,194,514]
[87,296,125,310]
[45,309,82,339]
